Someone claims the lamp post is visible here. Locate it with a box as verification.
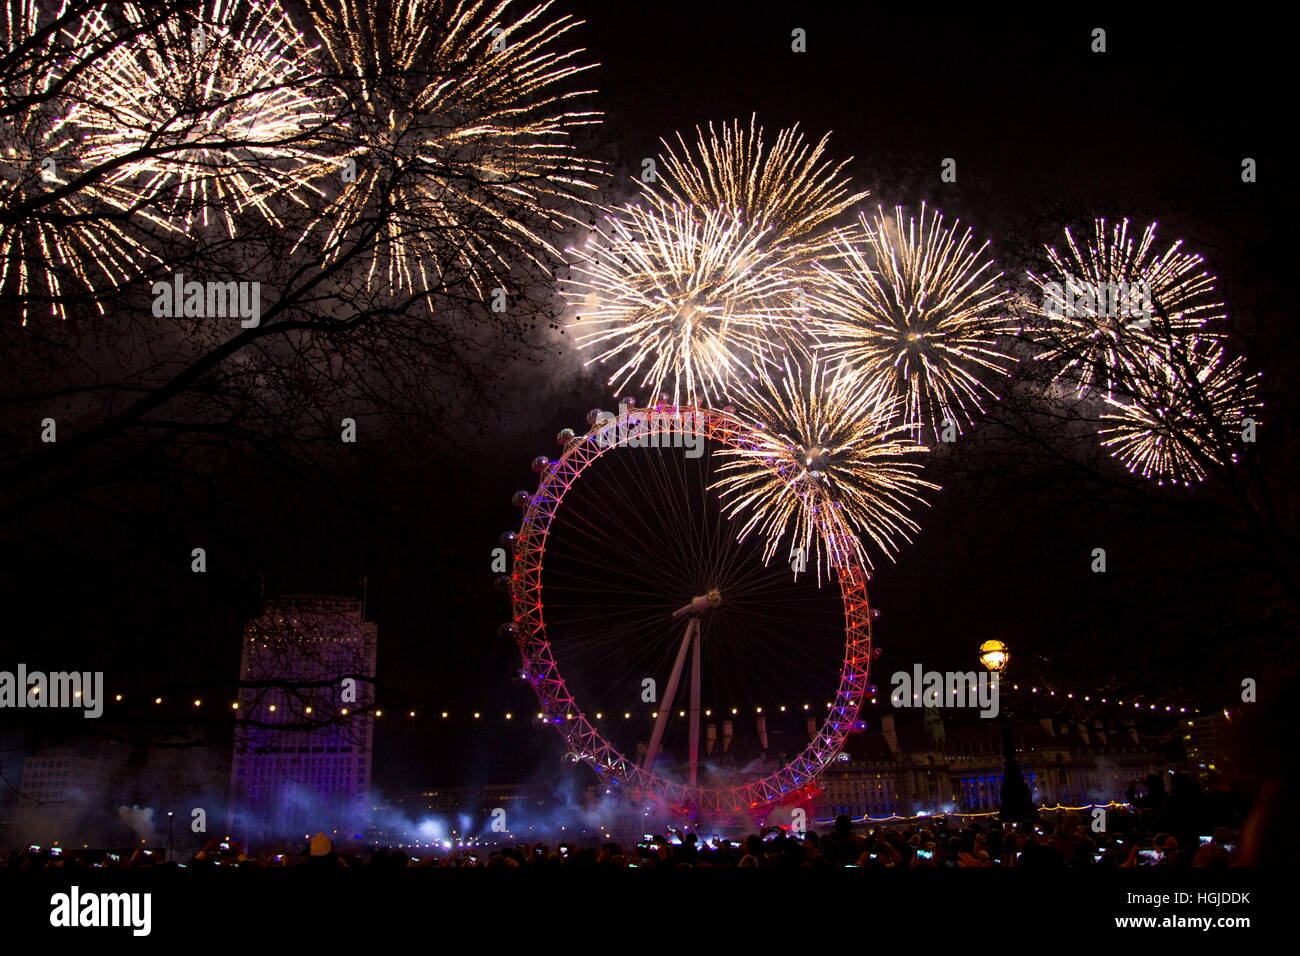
[979,640,1035,822]
[167,810,174,864]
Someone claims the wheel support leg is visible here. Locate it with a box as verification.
[642,617,698,773]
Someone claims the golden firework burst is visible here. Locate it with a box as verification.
[301,0,604,296]
[643,115,867,252]
[1,0,156,322]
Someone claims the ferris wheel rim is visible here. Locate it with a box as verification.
[507,403,876,818]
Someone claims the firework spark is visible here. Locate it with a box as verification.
[565,201,808,406]
[711,357,938,580]
[301,0,603,296]
[809,204,1015,439]
[643,115,867,251]
[1100,338,1260,485]
[73,0,336,235]
[1,0,155,323]
[1026,218,1225,397]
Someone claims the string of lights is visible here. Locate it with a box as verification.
[47,687,1207,720]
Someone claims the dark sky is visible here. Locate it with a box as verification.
[2,5,1290,792]
[566,5,1280,218]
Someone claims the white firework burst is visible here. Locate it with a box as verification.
[1100,338,1260,485]
[810,204,1015,440]
[1,0,159,323]
[1026,218,1225,397]
[712,356,937,580]
[71,0,337,234]
[565,201,808,406]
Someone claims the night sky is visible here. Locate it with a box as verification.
[2,5,1291,795]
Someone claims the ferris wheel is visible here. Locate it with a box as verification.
[501,402,878,820]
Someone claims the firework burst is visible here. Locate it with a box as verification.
[1099,338,1260,485]
[1,0,156,323]
[809,204,1015,439]
[301,0,603,296]
[565,201,808,406]
[72,0,336,235]
[643,115,867,251]
[1025,218,1225,397]
[711,357,938,580]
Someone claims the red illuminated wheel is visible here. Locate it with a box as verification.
[504,403,876,820]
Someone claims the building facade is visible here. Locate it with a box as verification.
[10,744,118,846]
[815,712,1166,819]
[229,595,378,839]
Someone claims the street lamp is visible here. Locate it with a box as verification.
[167,811,174,864]
[979,640,1035,822]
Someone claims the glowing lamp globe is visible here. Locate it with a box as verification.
[978,639,1010,672]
